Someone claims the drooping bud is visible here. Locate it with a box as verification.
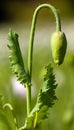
[51,31,67,65]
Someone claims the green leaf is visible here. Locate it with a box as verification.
[8,30,30,86]
[20,63,57,130]
[37,63,57,108]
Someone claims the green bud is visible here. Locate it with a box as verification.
[51,31,67,65]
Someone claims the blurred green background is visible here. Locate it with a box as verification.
[0,0,74,130]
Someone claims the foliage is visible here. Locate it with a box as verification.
[7,29,58,129]
[7,30,30,86]
[20,63,57,129]
[0,3,69,130]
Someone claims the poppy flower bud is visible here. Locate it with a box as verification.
[51,31,67,65]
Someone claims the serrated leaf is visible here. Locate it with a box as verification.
[8,30,30,86]
[20,63,58,130]
[37,63,57,108]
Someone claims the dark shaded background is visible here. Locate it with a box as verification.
[0,0,74,22]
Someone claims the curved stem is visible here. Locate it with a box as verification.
[28,3,61,80]
[27,3,61,116]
